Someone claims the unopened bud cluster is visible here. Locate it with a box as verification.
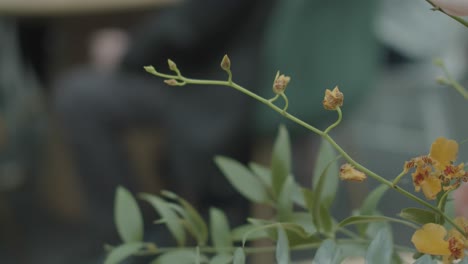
[323,86,343,110]
[273,71,291,94]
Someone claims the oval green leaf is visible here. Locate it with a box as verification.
[139,193,186,246]
[271,125,291,197]
[214,156,270,203]
[233,248,246,264]
[114,186,144,243]
[276,226,290,264]
[399,207,437,225]
[209,207,233,253]
[366,228,393,264]
[313,239,342,264]
[162,190,208,245]
[312,139,339,207]
[338,215,419,230]
[104,242,144,264]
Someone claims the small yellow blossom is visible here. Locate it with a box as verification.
[412,219,468,263]
[429,137,458,172]
[402,137,466,200]
[323,86,344,110]
[411,165,441,200]
[339,163,366,182]
[272,71,291,94]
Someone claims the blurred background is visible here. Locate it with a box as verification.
[0,0,467,263]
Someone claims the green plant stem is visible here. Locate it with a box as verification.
[392,170,407,186]
[324,107,342,134]
[280,92,289,112]
[425,0,468,28]
[145,67,465,235]
[439,62,468,100]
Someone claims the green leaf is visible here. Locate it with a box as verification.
[209,254,232,264]
[114,186,144,243]
[318,204,333,234]
[291,212,317,234]
[249,162,272,188]
[338,215,419,230]
[312,139,339,207]
[271,125,292,197]
[276,226,290,264]
[139,193,186,246]
[215,156,270,203]
[309,156,339,232]
[277,177,294,221]
[313,239,342,264]
[399,207,437,225]
[359,184,388,215]
[231,224,269,242]
[233,248,246,264]
[366,228,393,264]
[104,242,144,264]
[150,249,202,264]
[413,255,437,264]
[161,191,208,245]
[242,220,309,247]
[357,184,388,235]
[209,207,233,253]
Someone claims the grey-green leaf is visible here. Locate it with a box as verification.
[276,226,290,264]
[271,125,292,197]
[162,190,208,245]
[313,239,342,264]
[413,255,437,264]
[114,186,144,243]
[104,242,144,264]
[360,184,388,215]
[365,228,393,264]
[215,156,270,203]
[139,193,186,246]
[312,139,339,207]
[209,207,232,253]
[150,249,201,264]
[277,177,294,221]
[338,215,419,230]
[233,248,246,264]
[209,254,232,264]
[399,207,437,225]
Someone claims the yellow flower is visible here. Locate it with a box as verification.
[412,223,451,256]
[412,218,468,263]
[411,165,441,200]
[402,137,465,200]
[429,137,458,172]
[339,163,366,182]
[323,86,344,110]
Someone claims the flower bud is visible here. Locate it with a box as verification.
[164,79,179,86]
[220,54,231,71]
[167,59,178,72]
[144,65,157,74]
[432,0,468,16]
[272,71,291,94]
[323,86,344,110]
[339,164,366,182]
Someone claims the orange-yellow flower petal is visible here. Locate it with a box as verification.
[420,176,442,200]
[430,137,459,171]
[412,223,451,256]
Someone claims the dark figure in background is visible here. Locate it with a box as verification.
[53,0,273,261]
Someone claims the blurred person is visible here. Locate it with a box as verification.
[52,1,274,262]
